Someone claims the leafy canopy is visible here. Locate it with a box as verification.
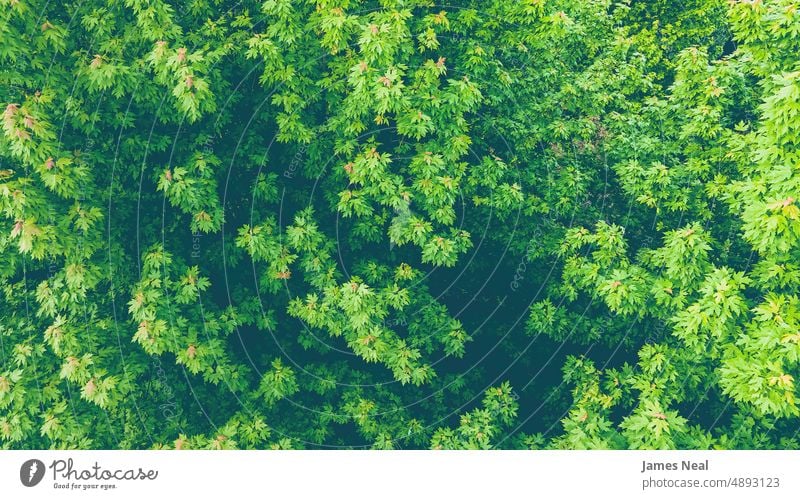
[1,0,800,450]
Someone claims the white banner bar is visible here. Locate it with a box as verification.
[1,450,797,498]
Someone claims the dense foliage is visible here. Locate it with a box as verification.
[2,0,800,449]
